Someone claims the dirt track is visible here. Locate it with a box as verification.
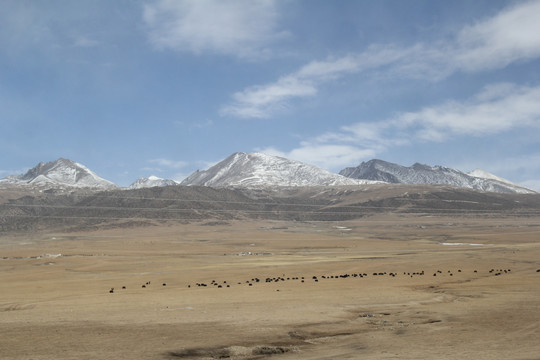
[1,214,540,359]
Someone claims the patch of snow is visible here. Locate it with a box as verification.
[440,243,485,246]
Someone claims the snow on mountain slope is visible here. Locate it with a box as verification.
[340,159,536,194]
[0,158,117,189]
[128,176,178,189]
[181,152,381,187]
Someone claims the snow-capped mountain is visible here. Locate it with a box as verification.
[339,159,536,194]
[181,152,381,187]
[128,176,178,189]
[0,158,117,189]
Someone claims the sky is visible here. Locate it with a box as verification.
[1,0,540,189]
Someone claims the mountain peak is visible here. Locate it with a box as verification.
[128,176,178,189]
[1,158,117,189]
[181,152,380,187]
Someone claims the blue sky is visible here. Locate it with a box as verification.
[1,0,540,189]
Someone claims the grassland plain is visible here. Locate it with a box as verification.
[1,213,540,359]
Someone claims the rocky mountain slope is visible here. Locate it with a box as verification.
[340,159,535,194]
[181,152,380,187]
[2,183,540,233]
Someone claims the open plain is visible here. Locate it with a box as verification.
[1,186,540,359]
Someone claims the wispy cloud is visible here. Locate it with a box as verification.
[73,36,100,48]
[174,119,214,129]
[143,0,286,59]
[142,158,191,181]
[455,0,540,71]
[220,75,317,118]
[353,82,540,145]
[262,82,540,171]
[222,1,540,119]
[148,158,188,169]
[393,83,540,141]
[259,144,376,170]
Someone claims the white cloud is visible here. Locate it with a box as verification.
[261,82,540,172]
[143,0,285,59]
[220,47,416,119]
[221,0,540,119]
[220,75,317,118]
[456,0,540,71]
[342,82,540,146]
[288,144,375,170]
[258,144,375,171]
[394,83,540,141]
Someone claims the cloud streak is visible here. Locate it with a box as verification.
[455,0,540,71]
[143,0,285,59]
[222,0,540,119]
[395,83,540,141]
[259,144,376,171]
[263,82,540,171]
[148,158,188,169]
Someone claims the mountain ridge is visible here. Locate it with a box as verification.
[0,155,536,194]
[339,159,535,194]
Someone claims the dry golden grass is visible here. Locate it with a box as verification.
[1,214,540,359]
